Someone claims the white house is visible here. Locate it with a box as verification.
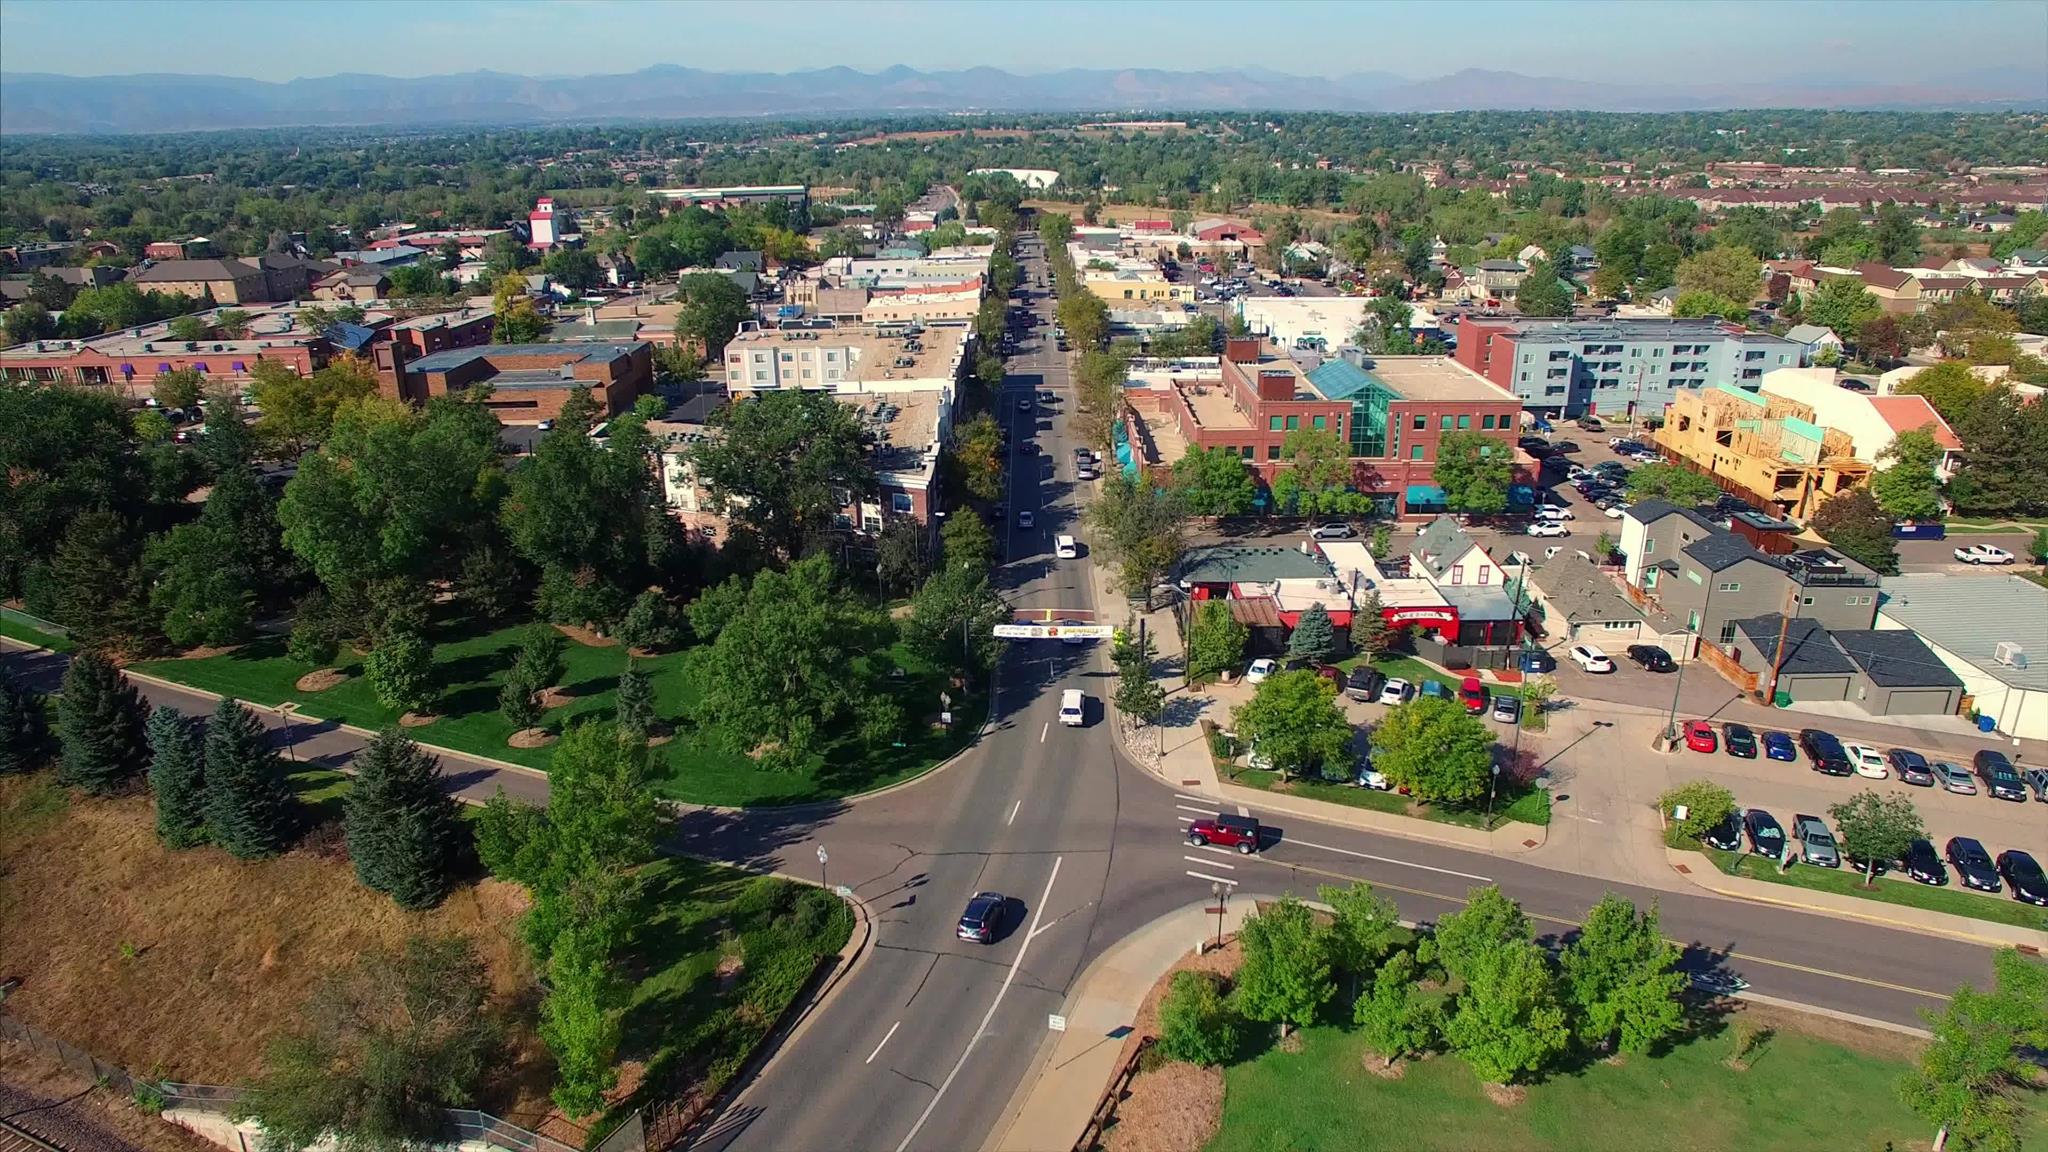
[1782,323,1844,365]
[1756,367,1963,479]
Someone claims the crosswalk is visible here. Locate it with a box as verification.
[1177,794,1240,885]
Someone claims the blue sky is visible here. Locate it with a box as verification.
[2,0,2043,86]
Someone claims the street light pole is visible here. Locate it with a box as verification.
[1210,880,1227,950]
[1661,578,1714,746]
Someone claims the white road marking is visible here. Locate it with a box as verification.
[1185,870,1239,886]
[1040,722,1049,743]
[1173,803,1211,815]
[1184,855,1233,869]
[894,857,1064,1152]
[1196,844,1241,859]
[1176,815,1195,824]
[1175,794,1210,804]
[865,1020,901,1065]
[1279,836,1495,883]
[1236,804,1251,817]
[1006,799,1021,826]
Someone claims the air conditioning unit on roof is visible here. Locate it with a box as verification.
[1994,641,2028,669]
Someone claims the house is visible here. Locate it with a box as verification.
[377,340,652,424]
[1460,260,1527,303]
[1405,516,1526,653]
[1877,573,2048,740]
[1565,245,1598,270]
[1973,213,2019,233]
[2006,248,2048,270]
[312,267,391,303]
[1653,383,1873,520]
[1726,615,1961,714]
[1846,263,1923,313]
[1522,550,1652,646]
[1755,368,1962,479]
[716,250,766,274]
[1782,323,1844,364]
[0,264,124,305]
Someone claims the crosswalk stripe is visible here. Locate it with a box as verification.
[1185,870,1239,886]
[1185,855,1233,869]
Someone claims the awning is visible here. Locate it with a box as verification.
[1508,484,1535,505]
[157,362,172,374]
[194,362,208,373]
[1405,485,1447,504]
[230,361,247,372]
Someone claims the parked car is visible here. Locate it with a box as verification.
[1798,728,1852,776]
[1626,644,1675,673]
[1419,680,1454,702]
[1792,814,1840,868]
[1723,723,1758,759]
[1534,505,1575,521]
[1932,761,1977,795]
[1761,730,1797,762]
[1842,742,1890,780]
[1344,666,1388,703]
[1245,658,1277,685]
[2026,767,2048,802]
[1491,695,1522,725]
[1953,544,2016,565]
[1527,521,1571,538]
[1186,813,1262,854]
[1355,766,1393,791]
[1887,748,1935,787]
[1682,720,1717,753]
[1518,648,1557,674]
[1899,838,1948,886]
[1314,664,1346,688]
[1309,522,1357,540]
[1996,850,2048,906]
[957,891,1006,943]
[1945,838,2001,892]
[1568,643,1615,673]
[1603,503,1631,519]
[1017,510,1035,529]
[1378,678,1414,705]
[1743,809,1786,858]
[1702,810,1743,852]
[1975,749,2028,801]
[1460,676,1489,714]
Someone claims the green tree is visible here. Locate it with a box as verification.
[1349,591,1391,656]
[1829,789,1925,888]
[1948,385,2048,519]
[1512,259,1574,317]
[1270,428,1362,516]
[146,706,207,849]
[146,466,284,649]
[1873,204,1922,265]
[1811,488,1899,575]
[693,389,876,560]
[940,509,997,575]
[1871,427,1946,521]
[1657,779,1736,844]
[541,247,601,294]
[1355,949,1443,1070]
[287,589,346,668]
[876,515,930,596]
[1085,470,1187,607]
[1187,599,1249,684]
[1624,462,1723,506]
[1802,277,1883,341]
[55,650,151,795]
[677,272,752,356]
[202,697,299,859]
[540,919,623,1118]
[1113,631,1167,735]
[1433,431,1513,515]
[44,509,155,650]
[615,662,656,738]
[1895,361,1991,426]
[1,300,58,346]
[1559,895,1687,1055]
[1320,881,1402,980]
[1898,950,2048,1152]
[510,625,567,696]
[1230,670,1352,781]
[1444,932,1570,1085]
[364,626,436,715]
[1170,446,1259,516]
[234,936,503,1152]
[153,368,205,411]
[1370,696,1493,805]
[1672,291,1748,321]
[949,414,1006,504]
[1674,245,1759,303]
[617,589,682,653]
[1157,971,1239,1067]
[345,728,462,910]
[0,672,55,776]
[249,357,379,455]
[1433,885,1533,983]
[1278,602,1333,664]
[1232,895,1335,1032]
[499,677,541,732]
[903,565,1007,680]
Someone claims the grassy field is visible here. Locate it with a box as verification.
[1708,848,2048,932]
[1202,1011,2024,1152]
[132,617,985,807]
[1231,767,1550,829]
[0,612,74,652]
[1337,653,1522,702]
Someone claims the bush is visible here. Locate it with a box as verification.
[1658,779,1737,844]
[285,589,344,667]
[1158,970,1239,1066]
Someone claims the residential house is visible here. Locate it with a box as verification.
[1728,615,1962,714]
[1460,260,1527,304]
[1522,551,1652,647]
[1782,323,1844,364]
[1756,368,1963,480]
[312,267,391,302]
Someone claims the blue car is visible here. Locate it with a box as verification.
[1762,731,1796,762]
[1419,680,1454,701]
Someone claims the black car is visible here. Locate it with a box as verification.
[1626,644,1675,673]
[1518,648,1557,674]
[1944,838,2001,893]
[1899,838,1948,886]
[1517,436,1550,451]
[1723,723,1758,759]
[1798,728,1852,776]
[1996,851,2048,906]
[1887,748,1935,787]
[1702,810,1743,852]
[1974,749,2028,802]
[1743,809,1785,858]
[957,891,1006,943]
[1344,666,1388,703]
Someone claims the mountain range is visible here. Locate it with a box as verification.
[3,63,2042,135]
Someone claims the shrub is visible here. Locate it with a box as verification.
[1158,970,1239,1066]
[1658,779,1737,844]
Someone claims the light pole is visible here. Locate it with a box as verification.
[277,701,299,764]
[1209,880,1228,950]
[816,844,829,892]
[1660,577,1715,747]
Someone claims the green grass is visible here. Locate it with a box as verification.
[1338,652,1521,702]
[1204,1016,2036,1152]
[1230,767,1550,830]
[0,613,73,653]
[133,618,986,808]
[1946,515,2048,534]
[1708,848,2048,933]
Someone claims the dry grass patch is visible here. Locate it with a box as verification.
[1100,938,1242,1152]
[0,1039,220,1152]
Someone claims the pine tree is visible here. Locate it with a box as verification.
[202,698,299,859]
[1349,591,1390,656]
[511,625,567,694]
[499,676,541,731]
[615,662,655,738]
[55,650,151,795]
[1287,602,1339,663]
[345,728,462,909]
[147,706,207,848]
[0,671,55,775]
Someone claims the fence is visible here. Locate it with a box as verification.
[0,1015,141,1097]
[1071,1035,1154,1152]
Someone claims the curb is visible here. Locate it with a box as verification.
[1216,779,1548,856]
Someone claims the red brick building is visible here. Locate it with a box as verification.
[376,340,651,424]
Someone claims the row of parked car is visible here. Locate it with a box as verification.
[1707,807,2047,905]
[1678,719,2046,801]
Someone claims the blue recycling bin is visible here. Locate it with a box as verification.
[1978,714,1997,733]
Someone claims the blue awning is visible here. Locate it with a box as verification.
[1405,485,1447,504]
[1508,484,1535,505]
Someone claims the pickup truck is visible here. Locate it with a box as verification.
[1792,814,1840,868]
[1953,544,2016,565]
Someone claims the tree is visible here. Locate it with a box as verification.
[1113,631,1167,735]
[1671,291,1748,321]
[345,728,462,909]
[249,357,379,455]
[1657,779,1736,844]
[677,272,752,356]
[510,625,567,697]
[693,389,875,560]
[1811,489,1899,575]
[1232,896,1335,1032]
[1349,591,1391,657]
[1269,428,1363,516]
[1559,895,1686,1055]
[539,919,623,1117]
[1871,427,1946,521]
[949,414,1005,504]
[1899,951,2048,1152]
[615,662,656,738]
[1370,696,1493,805]
[1355,949,1443,1069]
[1896,362,1992,426]
[499,678,541,732]
[940,509,996,575]
[1186,599,1249,684]
[1285,602,1339,664]
[876,516,930,596]
[1674,245,1759,304]
[42,509,155,649]
[0,672,55,776]
[203,697,299,859]
[153,368,205,411]
[1444,932,1571,1085]
[1230,670,1352,781]
[147,707,207,849]
[1512,259,1574,317]
[903,565,1006,679]
[1157,971,1239,1066]
[1624,462,1722,506]
[1433,885,1533,983]
[542,247,601,294]
[1320,882,1402,979]
[3,300,58,345]
[146,466,283,649]
[1830,789,1925,888]
[234,936,502,1152]
[1858,314,1915,363]
[364,626,436,716]
[617,589,682,653]
[1803,277,1883,342]
[1170,446,1259,516]
[1948,385,2048,519]
[1085,471,1187,607]
[1873,204,1922,265]
[1433,431,1512,515]
[55,650,151,795]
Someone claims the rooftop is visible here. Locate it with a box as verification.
[1308,355,1513,405]
[1735,615,1857,676]
[1878,573,2048,690]
[1178,544,1330,585]
[726,322,966,384]
[1478,317,1797,348]
[406,341,643,375]
[1175,377,1252,429]
[1832,629,1964,690]
[1529,552,1641,625]
[837,390,944,478]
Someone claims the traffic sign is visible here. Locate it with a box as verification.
[1047,1014,1067,1032]
[993,624,1116,640]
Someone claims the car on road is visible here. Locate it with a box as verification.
[1702,810,1744,851]
[1974,749,2027,801]
[1016,510,1035,529]
[1690,970,1750,997]
[1309,522,1357,540]
[1491,695,1522,725]
[1932,760,1977,794]
[957,892,1006,943]
[1245,658,1277,685]
[1842,742,1890,779]
[1798,728,1852,776]
[1945,838,2001,893]
[1887,748,1935,787]
[1791,814,1840,868]
[1953,544,2015,565]
[1743,809,1785,858]
[1626,644,1675,673]
[1186,813,1262,854]
[1761,730,1797,762]
[1527,521,1571,538]
[1683,720,1717,753]
[1568,643,1615,673]
[1723,723,1758,759]
[1997,850,2048,906]
[1059,689,1087,726]
[1017,396,1032,411]
[1016,439,1035,454]
[1345,666,1387,702]
[1460,676,1489,715]
[1075,464,1099,480]
[1900,838,1948,885]
[1378,678,1413,705]
[1055,534,1079,559]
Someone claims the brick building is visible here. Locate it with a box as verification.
[378,341,651,424]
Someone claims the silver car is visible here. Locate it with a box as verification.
[1932,761,1976,795]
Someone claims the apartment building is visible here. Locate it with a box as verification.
[1654,383,1875,520]
[0,301,356,391]
[1453,317,1800,420]
[129,254,326,304]
[722,322,969,396]
[1618,501,1880,645]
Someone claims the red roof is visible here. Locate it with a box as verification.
[1853,263,1913,291]
[1868,396,1961,450]
[1131,219,1173,232]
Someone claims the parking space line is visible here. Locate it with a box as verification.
[1006,799,1020,826]
[1175,794,1210,804]
[1185,855,1234,869]
[1176,815,1195,824]
[1173,803,1211,815]
[1186,870,1239,887]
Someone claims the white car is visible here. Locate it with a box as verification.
[1603,503,1630,519]
[1309,522,1357,540]
[1527,521,1571,538]
[1953,544,2015,565]
[1245,658,1277,684]
[1017,510,1035,529]
[1535,505,1574,521]
[1356,767,1393,791]
[1843,742,1890,779]
[1568,644,1615,673]
[1377,678,1413,705]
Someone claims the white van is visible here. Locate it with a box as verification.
[1055,534,1078,559]
[1058,689,1086,727]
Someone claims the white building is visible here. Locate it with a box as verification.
[1878,574,2048,741]
[1233,295,1374,349]
[723,323,968,396]
[969,168,1060,190]
[1756,367,1963,478]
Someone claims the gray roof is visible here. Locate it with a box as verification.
[1477,259,1525,272]
[1626,499,1719,535]
[405,341,645,374]
[717,250,766,273]
[1412,516,1478,581]
[1530,553,1641,625]
[1784,324,1837,344]
[1681,531,1764,573]
[131,258,259,283]
[1878,573,2048,690]
[1435,583,1521,620]
[1832,629,1963,689]
[1177,544,1330,585]
[1735,615,1856,677]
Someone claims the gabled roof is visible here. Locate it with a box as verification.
[1681,531,1766,573]
[131,258,258,283]
[1853,263,1913,291]
[1412,516,1480,581]
[1625,499,1719,535]
[1734,615,1857,676]
[1831,629,1963,689]
[1529,553,1640,625]
[1783,324,1838,344]
[1867,396,1961,450]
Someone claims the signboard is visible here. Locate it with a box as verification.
[1385,606,1457,628]
[1047,1014,1068,1033]
[993,624,1117,640]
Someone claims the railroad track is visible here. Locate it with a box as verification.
[0,1116,66,1152]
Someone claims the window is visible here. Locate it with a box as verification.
[1441,415,1454,430]
[1520,372,1529,382]
[1715,582,1741,592]
[1268,445,1281,460]
[1718,622,1738,645]
[1240,445,1253,459]
[801,368,812,379]
[1478,566,1491,584]
[1312,415,1326,430]
[1456,415,1471,430]
[1604,620,1633,630]
[1631,347,1640,358]
[1481,415,1495,429]
[1801,595,1815,606]
[862,512,882,534]
[1545,385,1566,395]
[1687,610,1700,631]
[1269,416,1284,431]
[890,493,913,514]
[1412,415,1426,430]
[781,352,794,362]
[1451,565,1464,585]
[1285,415,1299,430]
[1410,444,1426,461]
[1685,568,1703,585]
[1644,538,1654,554]
[753,369,768,382]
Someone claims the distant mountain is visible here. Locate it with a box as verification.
[2,63,2040,135]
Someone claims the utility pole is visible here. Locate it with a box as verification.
[1765,580,1801,704]
[1660,579,1713,747]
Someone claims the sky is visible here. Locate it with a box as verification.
[2,0,2044,87]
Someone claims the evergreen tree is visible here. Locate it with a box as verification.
[55,649,151,795]
[1349,591,1391,656]
[510,625,567,694]
[499,676,542,731]
[203,698,299,859]
[146,706,207,848]
[1286,602,1339,663]
[0,671,55,775]
[615,662,656,738]
[345,728,462,910]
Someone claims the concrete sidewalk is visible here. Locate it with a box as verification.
[984,900,1253,1152]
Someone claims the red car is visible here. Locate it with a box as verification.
[1684,720,1718,753]
[1459,676,1488,715]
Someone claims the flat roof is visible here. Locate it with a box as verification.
[1178,544,1330,585]
[1176,378,1251,429]
[837,390,943,477]
[1878,573,2048,690]
[1344,356,1514,404]
[408,341,643,374]
[726,323,965,384]
[1483,318,1797,347]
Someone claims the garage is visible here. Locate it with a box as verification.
[1834,629,1965,717]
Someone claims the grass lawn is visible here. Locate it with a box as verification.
[1204,1014,2034,1152]
[1338,652,1522,701]
[133,617,985,807]
[1946,515,2048,534]
[1231,767,1550,830]
[0,612,74,652]
[1708,848,2048,933]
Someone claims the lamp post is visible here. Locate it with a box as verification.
[277,701,299,764]
[1660,576,1715,748]
[1210,880,1228,950]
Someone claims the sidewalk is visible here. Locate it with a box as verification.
[983,900,1252,1152]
